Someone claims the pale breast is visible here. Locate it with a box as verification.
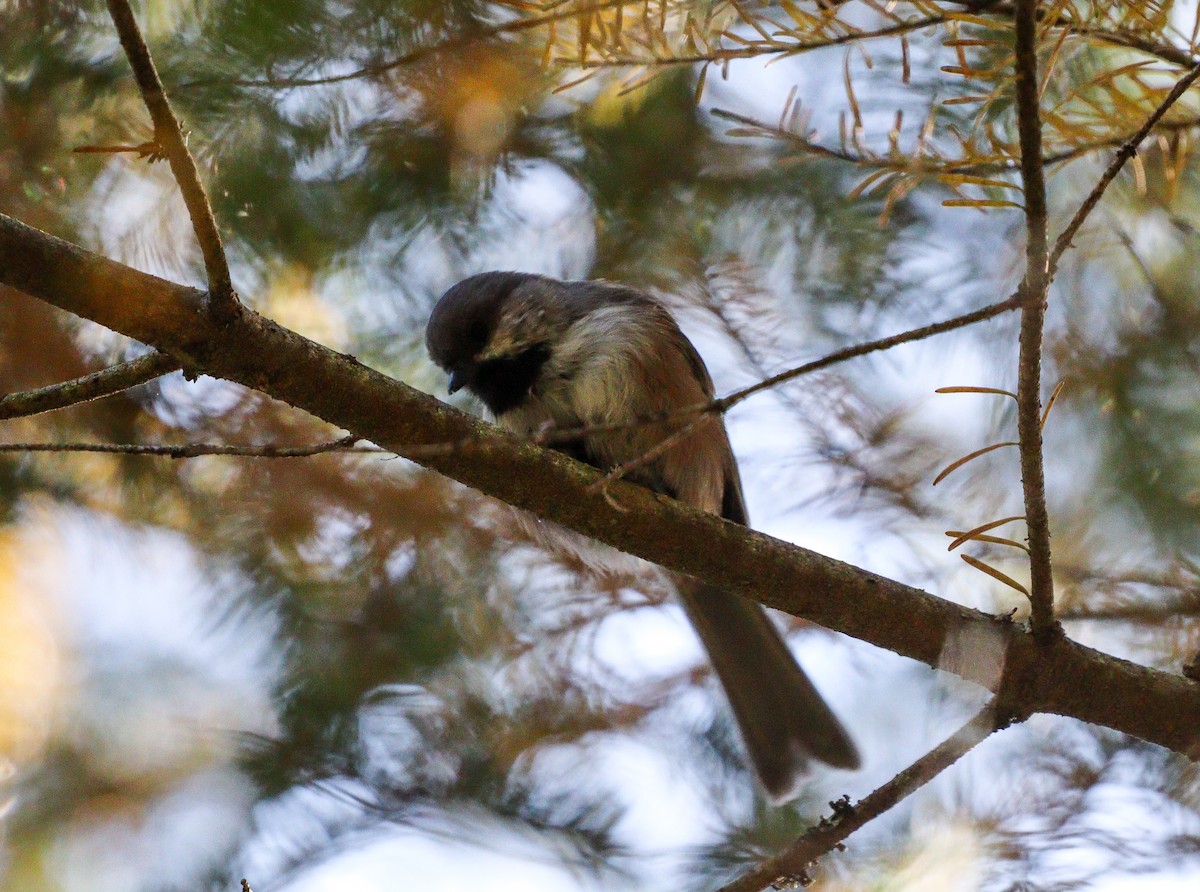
[510,302,733,516]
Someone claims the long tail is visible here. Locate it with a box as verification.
[678,580,859,800]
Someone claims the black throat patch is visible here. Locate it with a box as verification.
[469,343,552,416]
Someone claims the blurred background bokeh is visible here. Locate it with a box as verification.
[4,0,1200,889]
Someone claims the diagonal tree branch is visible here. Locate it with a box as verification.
[2,211,1200,760]
[572,13,949,69]
[1012,0,1058,642]
[0,352,181,420]
[719,702,1005,892]
[104,0,238,316]
[180,0,631,90]
[0,282,1018,482]
[554,286,1022,492]
[717,294,1021,413]
[711,108,1200,180]
[1048,60,1200,277]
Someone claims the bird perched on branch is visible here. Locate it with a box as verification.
[426,271,859,799]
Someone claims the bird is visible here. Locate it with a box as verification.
[426,271,859,799]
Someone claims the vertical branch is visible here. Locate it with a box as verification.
[105,0,238,318]
[1012,0,1059,641]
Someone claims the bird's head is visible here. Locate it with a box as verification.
[426,271,569,415]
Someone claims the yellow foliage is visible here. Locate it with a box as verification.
[0,528,60,768]
[262,264,348,350]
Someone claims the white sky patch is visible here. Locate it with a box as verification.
[462,161,597,280]
[575,735,722,861]
[150,370,249,425]
[13,504,282,890]
[513,733,726,888]
[588,602,699,683]
[241,777,626,891]
[83,159,204,287]
[35,507,280,696]
[278,74,386,182]
[237,778,377,881]
[1090,871,1200,892]
[276,826,610,892]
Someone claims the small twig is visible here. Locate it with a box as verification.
[713,108,1200,178]
[712,108,896,167]
[0,353,181,420]
[717,294,1021,413]
[1012,0,1058,642]
[104,0,237,316]
[1058,598,1200,623]
[73,142,167,162]
[180,0,630,90]
[584,413,707,495]
[1048,59,1200,276]
[571,14,950,69]
[717,703,1005,892]
[0,436,361,458]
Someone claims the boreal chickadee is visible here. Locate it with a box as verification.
[426,271,859,799]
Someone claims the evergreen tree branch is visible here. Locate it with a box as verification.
[571,13,949,69]
[179,0,631,89]
[1048,60,1200,277]
[2,211,1200,759]
[710,109,1200,178]
[175,1,1200,96]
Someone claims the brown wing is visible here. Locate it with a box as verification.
[659,308,749,525]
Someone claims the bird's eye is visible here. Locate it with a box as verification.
[469,320,489,349]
